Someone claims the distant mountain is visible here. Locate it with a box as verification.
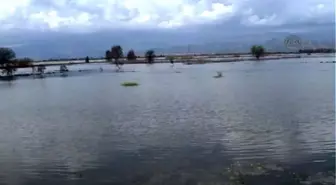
[153,33,335,54]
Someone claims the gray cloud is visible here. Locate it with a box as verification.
[0,0,334,59]
[0,0,334,32]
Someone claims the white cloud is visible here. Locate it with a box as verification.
[0,0,334,32]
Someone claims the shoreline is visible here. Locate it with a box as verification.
[31,53,335,66]
[37,52,335,62]
[1,54,335,80]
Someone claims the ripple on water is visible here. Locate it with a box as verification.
[0,59,334,184]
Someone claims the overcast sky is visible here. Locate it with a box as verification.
[0,0,334,58]
[0,0,335,32]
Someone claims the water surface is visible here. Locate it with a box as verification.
[0,57,334,185]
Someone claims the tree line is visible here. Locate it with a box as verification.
[2,44,335,78]
[0,45,267,77]
[104,46,156,67]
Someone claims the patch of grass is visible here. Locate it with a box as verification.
[121,81,139,87]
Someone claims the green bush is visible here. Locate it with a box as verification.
[251,45,265,59]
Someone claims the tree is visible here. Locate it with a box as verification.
[1,62,17,77]
[111,45,123,67]
[105,50,112,61]
[85,56,90,63]
[145,50,155,64]
[0,47,16,65]
[0,47,17,77]
[251,45,265,59]
[127,49,137,61]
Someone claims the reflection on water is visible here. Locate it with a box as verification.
[0,58,334,185]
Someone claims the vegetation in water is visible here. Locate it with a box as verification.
[127,50,137,62]
[105,50,112,61]
[121,81,139,87]
[0,47,34,78]
[1,42,334,81]
[145,50,155,64]
[85,56,90,63]
[251,45,265,59]
[111,45,124,67]
[14,57,34,66]
[166,56,175,64]
[105,45,124,68]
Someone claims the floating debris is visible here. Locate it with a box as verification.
[213,72,223,78]
[60,65,68,72]
[61,73,68,77]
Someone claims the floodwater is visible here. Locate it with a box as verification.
[0,57,334,185]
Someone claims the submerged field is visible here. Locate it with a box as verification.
[0,57,334,185]
[32,53,335,65]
